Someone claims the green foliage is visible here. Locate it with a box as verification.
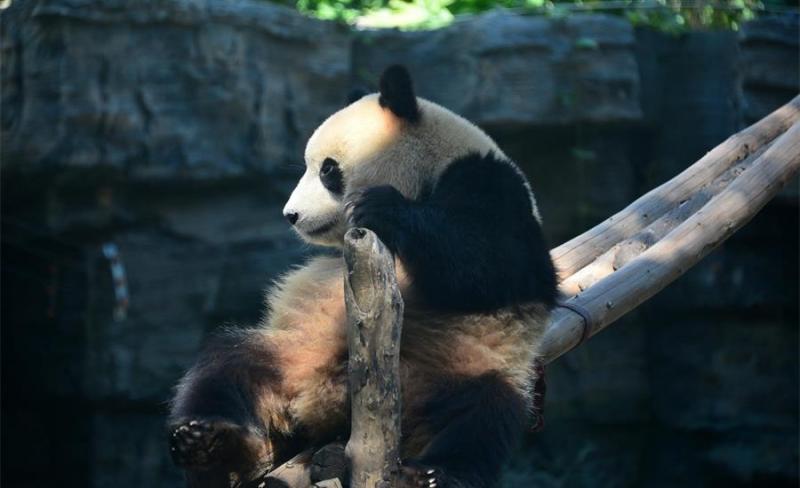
[273,0,797,30]
[624,0,761,32]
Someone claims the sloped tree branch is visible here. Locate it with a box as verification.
[542,116,800,363]
[551,95,800,277]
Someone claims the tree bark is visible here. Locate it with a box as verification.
[541,120,800,363]
[261,450,313,487]
[550,95,800,277]
[342,228,404,488]
[558,140,771,297]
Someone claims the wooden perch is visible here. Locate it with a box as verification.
[262,450,314,487]
[342,228,404,488]
[265,95,800,487]
[541,98,800,363]
[551,95,800,277]
[557,140,772,297]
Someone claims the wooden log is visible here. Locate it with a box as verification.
[260,450,313,488]
[551,95,800,277]
[342,228,404,488]
[541,121,800,363]
[558,140,771,297]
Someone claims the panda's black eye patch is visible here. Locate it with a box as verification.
[319,158,344,195]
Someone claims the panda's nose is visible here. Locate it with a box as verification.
[284,211,299,225]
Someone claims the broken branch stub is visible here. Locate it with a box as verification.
[343,228,404,488]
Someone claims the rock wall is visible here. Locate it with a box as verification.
[1,0,351,178]
[353,13,641,128]
[1,2,797,487]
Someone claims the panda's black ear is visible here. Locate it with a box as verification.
[378,65,420,122]
[346,87,368,105]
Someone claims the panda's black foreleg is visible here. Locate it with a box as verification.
[168,329,289,486]
[402,372,529,488]
[345,152,557,314]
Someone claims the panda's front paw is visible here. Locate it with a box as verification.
[345,185,409,252]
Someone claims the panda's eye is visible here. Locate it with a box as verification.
[319,158,343,195]
[320,159,336,176]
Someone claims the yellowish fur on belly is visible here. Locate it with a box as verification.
[262,256,348,434]
[259,255,549,436]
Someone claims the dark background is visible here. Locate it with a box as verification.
[1,1,798,486]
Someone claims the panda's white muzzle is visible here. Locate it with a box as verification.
[283,170,343,244]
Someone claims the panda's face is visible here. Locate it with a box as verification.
[283,65,505,248]
[282,94,407,247]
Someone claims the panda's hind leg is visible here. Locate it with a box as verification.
[401,372,529,488]
[168,328,292,484]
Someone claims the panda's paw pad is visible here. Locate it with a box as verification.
[400,463,444,488]
[168,419,234,467]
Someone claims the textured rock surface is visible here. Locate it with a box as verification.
[1,0,350,179]
[1,3,797,488]
[353,12,641,129]
[739,14,800,124]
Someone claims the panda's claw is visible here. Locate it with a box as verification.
[168,418,237,468]
[399,462,444,488]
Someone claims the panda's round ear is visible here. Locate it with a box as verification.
[378,65,420,122]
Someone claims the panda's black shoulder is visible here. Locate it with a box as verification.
[428,151,535,216]
[416,151,558,310]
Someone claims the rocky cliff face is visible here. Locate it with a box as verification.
[2,1,647,179]
[2,0,351,178]
[1,1,797,487]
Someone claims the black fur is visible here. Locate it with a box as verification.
[168,328,305,479]
[319,157,344,196]
[303,374,528,488]
[378,65,420,122]
[408,373,528,488]
[170,329,278,427]
[347,152,558,312]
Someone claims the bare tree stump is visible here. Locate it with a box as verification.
[343,228,404,488]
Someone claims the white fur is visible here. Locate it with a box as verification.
[283,94,541,248]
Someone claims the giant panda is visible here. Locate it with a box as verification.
[168,65,557,488]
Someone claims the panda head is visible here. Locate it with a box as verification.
[283,65,502,247]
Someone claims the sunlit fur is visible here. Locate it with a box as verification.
[260,255,549,449]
